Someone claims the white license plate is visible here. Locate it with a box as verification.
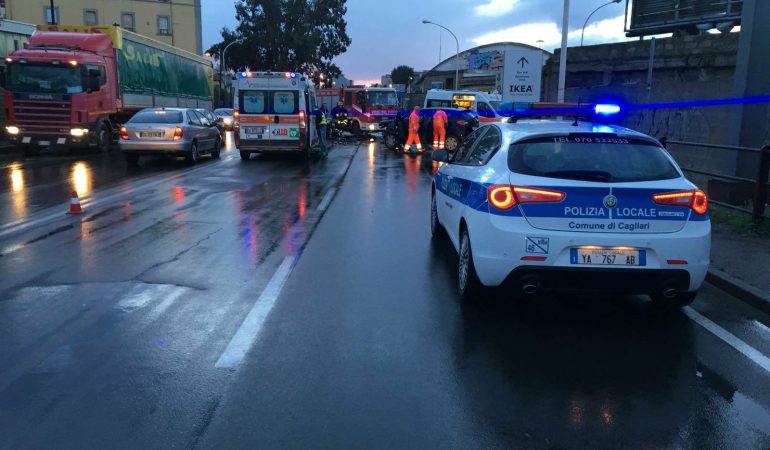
[38,141,50,146]
[140,132,163,138]
[570,248,645,266]
[245,126,265,134]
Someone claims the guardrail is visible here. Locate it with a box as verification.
[660,138,770,224]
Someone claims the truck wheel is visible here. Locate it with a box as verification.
[125,154,139,166]
[96,123,111,153]
[240,150,250,161]
[384,133,397,150]
[186,142,199,165]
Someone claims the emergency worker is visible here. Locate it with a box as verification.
[331,100,348,139]
[317,105,329,157]
[432,109,448,150]
[404,106,422,152]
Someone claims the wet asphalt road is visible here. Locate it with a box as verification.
[1,137,770,449]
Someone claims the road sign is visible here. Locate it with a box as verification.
[503,49,542,103]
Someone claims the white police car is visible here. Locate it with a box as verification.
[430,111,710,307]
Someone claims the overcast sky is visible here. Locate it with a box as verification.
[201,0,633,84]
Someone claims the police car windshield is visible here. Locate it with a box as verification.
[508,136,680,183]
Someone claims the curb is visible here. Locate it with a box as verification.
[706,269,770,316]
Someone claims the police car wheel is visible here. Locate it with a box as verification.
[430,192,441,238]
[651,290,698,309]
[458,227,481,300]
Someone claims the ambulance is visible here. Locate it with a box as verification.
[233,71,320,160]
[423,89,504,122]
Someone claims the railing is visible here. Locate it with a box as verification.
[660,138,770,224]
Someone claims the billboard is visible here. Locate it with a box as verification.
[626,0,743,36]
[502,49,542,103]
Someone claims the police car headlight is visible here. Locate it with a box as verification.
[70,128,89,137]
[368,124,376,130]
[5,126,20,135]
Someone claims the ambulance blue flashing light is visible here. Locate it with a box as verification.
[594,103,621,116]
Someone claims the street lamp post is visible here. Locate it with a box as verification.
[220,38,244,107]
[422,20,460,90]
[558,0,570,103]
[581,0,622,46]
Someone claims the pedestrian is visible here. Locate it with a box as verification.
[331,100,348,140]
[404,106,422,153]
[317,104,329,157]
[432,108,448,150]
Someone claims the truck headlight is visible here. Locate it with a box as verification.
[70,128,89,137]
[6,126,20,135]
[368,124,376,130]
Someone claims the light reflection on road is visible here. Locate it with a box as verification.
[71,162,91,196]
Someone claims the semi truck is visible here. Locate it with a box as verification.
[316,86,398,134]
[3,25,213,154]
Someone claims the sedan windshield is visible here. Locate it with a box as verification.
[129,110,184,124]
[7,64,83,94]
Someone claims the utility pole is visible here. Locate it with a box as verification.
[557,0,570,103]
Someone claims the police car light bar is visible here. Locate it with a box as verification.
[594,104,621,116]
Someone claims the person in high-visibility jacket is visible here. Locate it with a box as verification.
[432,109,448,150]
[404,106,422,152]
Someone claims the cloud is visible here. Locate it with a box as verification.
[475,0,520,17]
[470,14,632,50]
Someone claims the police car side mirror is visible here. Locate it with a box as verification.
[431,149,449,163]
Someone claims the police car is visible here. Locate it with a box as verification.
[430,105,710,307]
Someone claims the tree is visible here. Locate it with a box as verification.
[390,65,415,87]
[207,0,350,87]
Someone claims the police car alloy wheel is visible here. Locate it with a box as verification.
[458,228,481,300]
[430,192,440,238]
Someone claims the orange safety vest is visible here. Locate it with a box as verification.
[433,109,447,127]
[409,111,420,132]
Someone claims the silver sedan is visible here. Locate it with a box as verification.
[119,108,222,165]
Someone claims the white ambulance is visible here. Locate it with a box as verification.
[233,71,320,160]
[423,89,504,122]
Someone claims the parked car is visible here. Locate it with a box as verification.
[119,108,222,165]
[383,108,479,153]
[197,108,225,137]
[214,108,235,131]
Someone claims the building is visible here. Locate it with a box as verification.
[414,42,549,96]
[0,0,203,54]
[380,74,392,86]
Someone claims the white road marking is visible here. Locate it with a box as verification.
[215,255,297,368]
[144,287,187,323]
[316,188,337,212]
[684,306,770,373]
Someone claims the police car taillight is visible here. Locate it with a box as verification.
[488,185,566,210]
[652,190,708,215]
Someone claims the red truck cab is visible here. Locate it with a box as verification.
[4,31,117,153]
[317,86,399,134]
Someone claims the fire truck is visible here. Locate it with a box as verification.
[316,86,399,134]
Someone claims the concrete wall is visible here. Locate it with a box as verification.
[542,33,767,187]
[4,0,202,54]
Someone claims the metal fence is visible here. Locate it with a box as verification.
[661,138,770,224]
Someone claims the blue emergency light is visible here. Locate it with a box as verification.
[594,103,621,116]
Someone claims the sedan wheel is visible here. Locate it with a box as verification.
[384,133,397,150]
[186,142,199,165]
[212,138,221,158]
[445,135,460,152]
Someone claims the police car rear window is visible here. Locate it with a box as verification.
[507,135,680,183]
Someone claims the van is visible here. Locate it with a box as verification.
[233,71,320,160]
[423,89,504,122]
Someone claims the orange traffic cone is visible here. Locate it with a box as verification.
[66,191,83,215]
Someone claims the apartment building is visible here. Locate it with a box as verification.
[0,0,203,54]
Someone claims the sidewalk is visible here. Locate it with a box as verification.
[709,222,770,314]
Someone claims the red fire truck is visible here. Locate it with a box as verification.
[316,86,399,134]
